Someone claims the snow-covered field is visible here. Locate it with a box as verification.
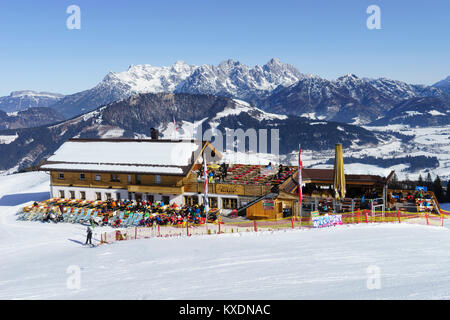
[290,124,450,181]
[2,172,450,299]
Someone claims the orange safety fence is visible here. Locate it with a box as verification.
[17,201,449,245]
[99,210,448,245]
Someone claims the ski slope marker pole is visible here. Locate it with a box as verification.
[397,210,401,224]
[291,216,294,229]
[254,219,257,232]
[364,210,369,224]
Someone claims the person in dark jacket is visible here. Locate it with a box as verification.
[85,226,93,245]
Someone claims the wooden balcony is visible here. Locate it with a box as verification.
[128,185,184,194]
[184,182,271,197]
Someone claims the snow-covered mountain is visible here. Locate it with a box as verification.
[49,59,306,119]
[0,91,64,113]
[260,74,449,124]
[39,58,448,124]
[176,58,305,104]
[370,97,450,127]
[0,107,65,130]
[363,77,444,101]
[0,92,382,172]
[49,61,199,118]
[433,76,450,94]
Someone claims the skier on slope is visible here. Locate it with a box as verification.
[85,226,93,245]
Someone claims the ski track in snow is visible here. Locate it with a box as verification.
[1,172,450,299]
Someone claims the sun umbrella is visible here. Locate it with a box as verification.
[208,163,220,169]
[333,143,346,200]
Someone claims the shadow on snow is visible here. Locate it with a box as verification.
[0,192,50,206]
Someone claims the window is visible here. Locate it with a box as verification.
[80,191,86,200]
[222,198,238,209]
[95,175,101,181]
[128,175,132,183]
[79,173,86,181]
[59,190,65,198]
[162,196,170,205]
[106,193,112,200]
[116,192,121,201]
[96,192,102,200]
[70,191,75,199]
[208,197,218,208]
[58,172,65,180]
[136,174,142,185]
[155,175,161,184]
[184,196,198,206]
[111,174,120,182]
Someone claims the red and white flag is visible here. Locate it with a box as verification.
[203,158,209,213]
[173,116,178,132]
[298,146,303,206]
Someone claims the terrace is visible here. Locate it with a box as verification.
[184,164,297,197]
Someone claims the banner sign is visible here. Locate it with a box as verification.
[312,214,343,228]
[262,199,275,210]
[311,211,319,218]
[416,186,427,192]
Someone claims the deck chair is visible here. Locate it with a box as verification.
[37,208,49,222]
[131,213,143,227]
[20,208,32,220]
[67,208,80,223]
[73,209,87,224]
[61,208,71,222]
[123,212,136,227]
[91,210,99,220]
[119,211,130,227]
[31,207,45,221]
[24,208,36,221]
[26,211,37,221]
[79,209,93,224]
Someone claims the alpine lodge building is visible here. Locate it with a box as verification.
[39,138,396,219]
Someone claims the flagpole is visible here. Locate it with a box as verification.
[298,144,302,225]
[203,152,209,231]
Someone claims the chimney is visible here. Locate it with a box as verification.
[150,128,159,140]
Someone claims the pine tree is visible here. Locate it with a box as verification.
[418,174,424,186]
[445,181,450,204]
[432,175,445,203]
[389,173,400,189]
[425,173,433,189]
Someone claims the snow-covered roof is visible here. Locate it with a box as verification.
[42,139,208,175]
[40,163,184,175]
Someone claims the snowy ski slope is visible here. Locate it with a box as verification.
[1,172,450,299]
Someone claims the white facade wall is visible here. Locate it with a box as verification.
[52,186,185,206]
[52,187,241,213]
[52,186,128,201]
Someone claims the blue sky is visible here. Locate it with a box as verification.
[0,0,449,96]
